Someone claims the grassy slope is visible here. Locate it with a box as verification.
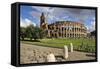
[22,38,95,47]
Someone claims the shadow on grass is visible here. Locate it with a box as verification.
[86,54,95,57]
[74,49,94,53]
[21,39,40,42]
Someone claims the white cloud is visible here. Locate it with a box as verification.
[31,6,95,22]
[31,6,96,31]
[86,17,95,32]
[32,6,54,13]
[30,11,41,18]
[90,18,95,31]
[20,18,36,27]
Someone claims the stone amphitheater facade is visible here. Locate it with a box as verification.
[40,13,87,38]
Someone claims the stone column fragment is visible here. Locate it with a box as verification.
[64,45,68,59]
[46,53,56,62]
[70,43,73,52]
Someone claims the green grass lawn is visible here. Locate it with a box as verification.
[21,38,96,53]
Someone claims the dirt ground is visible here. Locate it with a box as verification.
[20,43,95,64]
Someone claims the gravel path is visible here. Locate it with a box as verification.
[20,43,95,64]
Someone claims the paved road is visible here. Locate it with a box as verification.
[20,43,95,64]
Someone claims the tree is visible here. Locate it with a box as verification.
[38,28,46,39]
[32,27,43,40]
[20,27,26,40]
[22,24,46,40]
[25,24,34,40]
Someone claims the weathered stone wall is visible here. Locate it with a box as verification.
[48,21,87,38]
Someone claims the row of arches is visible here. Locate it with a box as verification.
[49,31,86,38]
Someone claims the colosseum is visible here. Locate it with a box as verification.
[40,13,87,38]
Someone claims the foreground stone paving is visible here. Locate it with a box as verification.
[20,43,95,64]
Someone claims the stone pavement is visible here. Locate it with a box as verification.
[20,43,95,64]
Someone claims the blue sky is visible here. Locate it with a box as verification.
[20,5,96,32]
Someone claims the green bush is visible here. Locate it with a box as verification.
[74,42,95,53]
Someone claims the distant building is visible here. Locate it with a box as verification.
[87,30,95,38]
[90,30,95,37]
[40,13,87,38]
